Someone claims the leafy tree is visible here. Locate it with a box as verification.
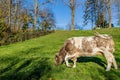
[40,8,56,31]
[21,9,32,32]
[84,0,111,29]
[95,13,107,28]
[34,0,53,30]
[0,0,55,46]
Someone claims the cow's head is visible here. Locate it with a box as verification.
[55,53,63,65]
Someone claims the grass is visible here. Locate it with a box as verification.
[0,28,120,80]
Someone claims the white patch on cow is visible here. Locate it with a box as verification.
[86,36,94,41]
[71,37,84,49]
[106,44,110,50]
[99,34,110,39]
[92,47,103,55]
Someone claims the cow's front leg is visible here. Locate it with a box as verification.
[71,57,77,68]
[65,54,71,67]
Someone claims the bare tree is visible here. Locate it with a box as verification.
[34,0,38,30]
[84,0,106,29]
[17,0,21,31]
[104,0,113,28]
[34,0,53,31]
[115,0,120,26]
[8,0,12,30]
[62,0,80,30]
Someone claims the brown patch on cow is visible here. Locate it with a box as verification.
[94,35,114,53]
[58,46,66,59]
[95,36,107,47]
[55,43,68,65]
[65,40,74,52]
[82,38,93,53]
[55,54,63,65]
[108,39,114,53]
[64,40,80,55]
[71,57,77,61]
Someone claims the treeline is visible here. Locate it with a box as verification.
[62,0,120,30]
[0,0,55,46]
[83,0,120,29]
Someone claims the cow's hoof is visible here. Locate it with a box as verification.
[115,67,118,70]
[72,65,76,68]
[67,64,71,68]
[106,69,110,71]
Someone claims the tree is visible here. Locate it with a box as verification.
[40,8,56,31]
[62,0,80,30]
[115,0,120,26]
[104,0,112,28]
[33,0,53,31]
[21,9,32,32]
[17,0,21,31]
[0,0,56,45]
[96,13,107,28]
[33,0,38,30]
[8,0,12,30]
[84,0,108,29]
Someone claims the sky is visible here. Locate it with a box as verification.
[25,0,119,30]
[49,0,119,30]
[51,0,87,30]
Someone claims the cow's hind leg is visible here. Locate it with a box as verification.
[103,51,118,71]
[112,56,118,70]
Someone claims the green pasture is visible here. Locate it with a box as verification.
[0,28,120,80]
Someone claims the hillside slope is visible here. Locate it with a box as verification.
[0,28,120,80]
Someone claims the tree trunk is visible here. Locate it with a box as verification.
[8,0,12,31]
[18,0,21,31]
[107,0,112,28]
[34,0,38,30]
[14,2,18,32]
[108,7,112,28]
[71,8,75,30]
[118,5,120,25]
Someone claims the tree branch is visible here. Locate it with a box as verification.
[38,0,53,7]
[62,0,71,7]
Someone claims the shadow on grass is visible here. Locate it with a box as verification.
[0,46,53,80]
[0,58,19,74]
[19,58,52,80]
[77,57,106,69]
[98,68,120,80]
[0,57,52,80]
[92,57,120,80]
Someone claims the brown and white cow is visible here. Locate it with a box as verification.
[55,32,118,71]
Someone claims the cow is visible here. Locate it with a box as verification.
[55,32,118,71]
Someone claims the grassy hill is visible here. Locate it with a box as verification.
[0,28,120,80]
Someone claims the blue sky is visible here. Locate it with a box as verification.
[49,0,119,30]
[26,0,119,30]
[51,0,87,30]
